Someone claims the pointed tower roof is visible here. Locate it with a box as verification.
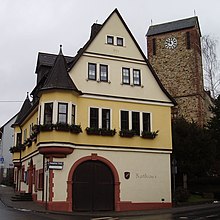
[13,93,32,126]
[40,45,80,93]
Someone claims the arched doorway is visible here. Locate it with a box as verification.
[72,160,114,211]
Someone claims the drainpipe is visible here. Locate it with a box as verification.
[18,125,22,192]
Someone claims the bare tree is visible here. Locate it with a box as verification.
[202,35,220,98]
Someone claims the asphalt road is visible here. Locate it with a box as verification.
[1,198,220,220]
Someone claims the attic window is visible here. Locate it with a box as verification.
[117,37,123,46]
[107,36,114,45]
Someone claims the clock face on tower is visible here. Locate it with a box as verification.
[164,37,178,49]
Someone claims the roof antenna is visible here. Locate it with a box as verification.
[194,9,196,16]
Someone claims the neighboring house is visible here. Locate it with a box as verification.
[0,114,17,184]
[146,16,213,126]
[12,9,175,212]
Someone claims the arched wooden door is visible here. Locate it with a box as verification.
[72,160,114,211]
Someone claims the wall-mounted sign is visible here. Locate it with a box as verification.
[124,172,130,180]
[48,162,64,170]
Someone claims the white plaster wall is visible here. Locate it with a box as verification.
[52,148,171,203]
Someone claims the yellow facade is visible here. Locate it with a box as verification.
[12,9,174,212]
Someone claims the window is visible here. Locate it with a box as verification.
[88,63,96,80]
[72,104,76,125]
[186,32,191,49]
[16,133,22,146]
[44,103,53,124]
[153,38,156,55]
[58,103,68,124]
[90,108,99,129]
[133,69,141,86]
[102,109,110,130]
[117,37,123,46]
[143,113,151,132]
[24,129,27,142]
[100,64,108,82]
[122,68,130,84]
[107,35,114,45]
[132,112,140,135]
[38,169,43,190]
[121,111,129,130]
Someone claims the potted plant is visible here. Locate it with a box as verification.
[32,124,40,134]
[86,127,101,135]
[100,128,116,136]
[141,130,159,139]
[70,124,82,134]
[119,129,135,137]
[40,124,54,131]
[55,123,70,131]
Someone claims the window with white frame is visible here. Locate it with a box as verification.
[72,104,76,125]
[107,35,114,45]
[120,110,151,135]
[100,64,108,82]
[117,37,124,46]
[122,68,130,84]
[133,69,141,86]
[58,103,68,124]
[88,63,97,80]
[89,107,111,130]
[44,103,53,125]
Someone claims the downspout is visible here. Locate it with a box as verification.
[18,125,22,192]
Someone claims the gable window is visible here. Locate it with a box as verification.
[44,103,53,125]
[153,38,156,55]
[186,32,191,49]
[121,110,129,130]
[117,37,124,46]
[122,68,130,84]
[102,109,110,130]
[90,108,99,129]
[107,36,114,45]
[58,103,68,124]
[88,63,96,80]
[143,113,151,132]
[133,69,141,86]
[72,104,76,125]
[132,112,140,135]
[100,64,108,82]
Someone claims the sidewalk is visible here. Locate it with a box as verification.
[1,184,220,218]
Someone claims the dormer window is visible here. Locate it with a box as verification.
[107,36,114,45]
[117,37,123,46]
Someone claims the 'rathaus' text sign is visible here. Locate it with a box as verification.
[48,162,63,170]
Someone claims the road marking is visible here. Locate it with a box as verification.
[207,215,218,218]
[91,217,118,220]
[179,217,188,219]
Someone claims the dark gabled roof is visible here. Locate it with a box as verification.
[146,16,201,37]
[40,46,80,93]
[13,94,32,126]
[35,52,74,73]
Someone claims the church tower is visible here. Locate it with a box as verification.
[146,17,211,126]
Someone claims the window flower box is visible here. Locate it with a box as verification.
[32,124,40,134]
[100,129,116,136]
[86,127,101,135]
[55,123,70,132]
[40,124,54,131]
[70,124,82,134]
[119,129,135,137]
[10,144,25,153]
[141,130,159,139]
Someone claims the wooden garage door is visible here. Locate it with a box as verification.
[73,160,114,211]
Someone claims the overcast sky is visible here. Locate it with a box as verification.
[0,0,220,126]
